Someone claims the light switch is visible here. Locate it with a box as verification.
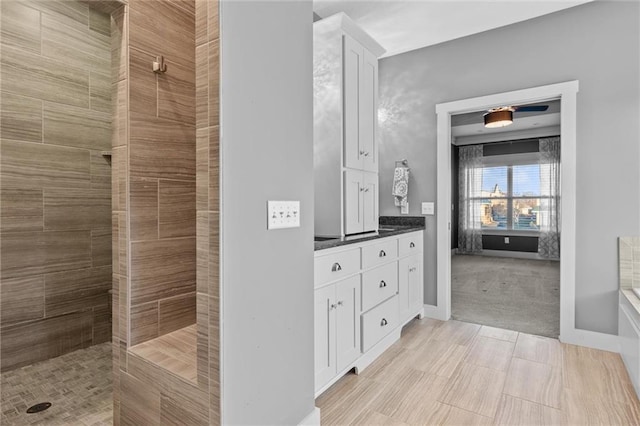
[421,202,435,215]
[401,202,409,215]
[267,201,300,229]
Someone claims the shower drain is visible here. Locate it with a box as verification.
[26,402,52,414]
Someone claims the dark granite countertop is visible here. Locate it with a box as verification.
[314,216,425,251]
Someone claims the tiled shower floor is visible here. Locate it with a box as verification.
[1,342,112,425]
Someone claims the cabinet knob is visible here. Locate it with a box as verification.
[379,280,387,288]
[379,250,386,257]
[410,242,415,248]
[330,303,337,310]
[359,187,365,192]
[409,267,417,272]
[337,301,343,306]
[380,318,388,327]
[331,262,342,272]
[359,150,370,157]
[364,188,369,192]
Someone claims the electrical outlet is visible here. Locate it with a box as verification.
[421,202,435,215]
[504,237,510,244]
[267,201,300,230]
[401,202,409,215]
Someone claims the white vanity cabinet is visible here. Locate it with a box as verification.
[314,230,424,395]
[313,13,385,237]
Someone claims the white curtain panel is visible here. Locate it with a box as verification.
[538,137,561,259]
[458,144,483,253]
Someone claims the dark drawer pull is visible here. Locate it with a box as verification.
[379,250,386,257]
[380,318,388,327]
[331,262,342,272]
[379,280,387,288]
[409,242,415,248]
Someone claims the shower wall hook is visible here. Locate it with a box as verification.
[152,56,167,73]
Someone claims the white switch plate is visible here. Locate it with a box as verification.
[421,202,435,215]
[267,201,300,229]
[401,202,409,215]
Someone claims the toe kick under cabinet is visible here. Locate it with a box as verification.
[313,231,424,395]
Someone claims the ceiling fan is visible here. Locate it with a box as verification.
[483,104,549,128]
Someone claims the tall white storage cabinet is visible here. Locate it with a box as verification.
[314,13,385,237]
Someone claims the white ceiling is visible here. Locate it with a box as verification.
[313,0,592,58]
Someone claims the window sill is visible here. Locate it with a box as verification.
[481,230,540,237]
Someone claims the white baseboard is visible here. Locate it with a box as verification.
[560,328,620,353]
[298,407,321,426]
[422,304,449,321]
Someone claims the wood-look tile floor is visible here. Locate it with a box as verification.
[1,342,112,426]
[316,319,640,425]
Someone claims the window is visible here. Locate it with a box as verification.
[476,162,543,232]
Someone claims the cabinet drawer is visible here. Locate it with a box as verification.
[315,248,360,287]
[362,239,397,269]
[399,233,423,257]
[361,262,398,312]
[361,296,399,352]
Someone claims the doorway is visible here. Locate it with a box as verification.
[435,81,579,342]
[449,106,561,337]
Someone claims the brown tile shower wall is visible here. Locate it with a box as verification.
[195,0,221,421]
[111,0,219,423]
[0,0,112,372]
[125,0,198,347]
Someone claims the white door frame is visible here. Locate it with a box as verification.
[434,81,619,352]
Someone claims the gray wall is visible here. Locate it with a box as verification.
[220,1,315,424]
[378,1,640,334]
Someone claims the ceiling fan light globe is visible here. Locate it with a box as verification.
[485,119,513,128]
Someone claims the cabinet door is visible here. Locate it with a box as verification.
[362,172,378,232]
[314,285,336,391]
[344,170,363,235]
[407,254,423,313]
[399,254,422,321]
[335,275,361,372]
[343,34,364,170]
[359,48,378,173]
[398,257,411,320]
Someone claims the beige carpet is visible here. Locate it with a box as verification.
[451,254,560,338]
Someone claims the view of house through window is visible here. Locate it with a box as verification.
[477,163,543,231]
